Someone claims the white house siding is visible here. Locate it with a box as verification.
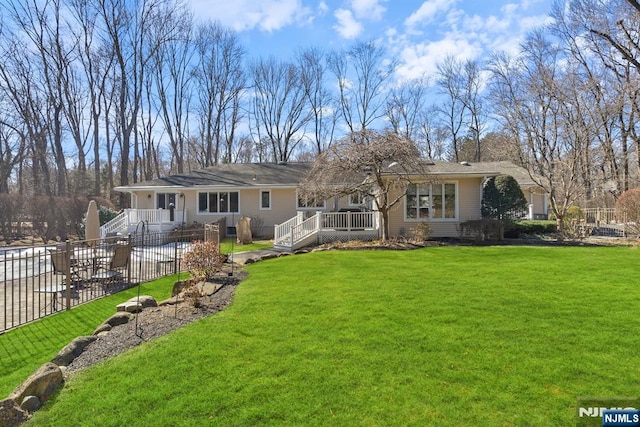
[242,188,300,237]
[386,177,483,239]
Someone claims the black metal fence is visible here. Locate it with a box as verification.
[0,229,202,333]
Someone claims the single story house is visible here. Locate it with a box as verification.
[110,160,548,250]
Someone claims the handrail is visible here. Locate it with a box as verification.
[100,211,127,238]
[100,208,187,238]
[274,214,303,245]
[290,215,318,243]
[275,211,378,249]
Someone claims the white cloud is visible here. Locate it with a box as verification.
[396,37,480,81]
[334,8,363,39]
[349,0,387,21]
[318,1,329,15]
[190,0,310,32]
[390,0,554,83]
[405,0,457,28]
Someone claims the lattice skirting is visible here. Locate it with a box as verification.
[319,231,379,244]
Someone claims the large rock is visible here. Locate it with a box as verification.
[116,295,158,312]
[116,301,142,313]
[93,323,112,335]
[9,363,63,407]
[0,398,27,427]
[197,282,221,296]
[20,396,41,412]
[104,312,133,327]
[51,335,97,366]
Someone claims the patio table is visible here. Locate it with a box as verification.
[34,285,69,311]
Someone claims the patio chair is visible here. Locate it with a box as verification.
[43,249,83,310]
[49,249,84,284]
[91,244,132,291]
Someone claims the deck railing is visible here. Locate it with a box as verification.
[101,208,188,237]
[581,208,617,225]
[0,229,202,333]
[274,211,379,249]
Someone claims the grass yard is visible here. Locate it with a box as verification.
[219,238,273,254]
[24,246,640,426]
[0,275,178,397]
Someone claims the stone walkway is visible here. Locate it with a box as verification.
[227,248,291,266]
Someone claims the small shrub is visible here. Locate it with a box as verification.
[409,222,431,243]
[182,283,205,308]
[459,219,504,240]
[616,188,640,235]
[503,220,557,238]
[181,240,226,281]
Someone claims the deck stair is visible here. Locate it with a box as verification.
[274,211,379,250]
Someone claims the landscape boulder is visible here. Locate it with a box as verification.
[93,323,112,335]
[116,295,157,312]
[104,312,133,327]
[9,363,63,408]
[19,396,40,412]
[51,335,97,366]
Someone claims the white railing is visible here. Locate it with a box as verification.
[582,208,617,225]
[274,212,304,246]
[290,215,319,244]
[321,211,375,230]
[101,208,187,237]
[101,211,127,237]
[274,211,379,249]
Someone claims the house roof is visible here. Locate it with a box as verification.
[114,160,538,191]
[115,162,313,191]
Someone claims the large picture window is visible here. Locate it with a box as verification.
[406,182,456,220]
[198,191,239,213]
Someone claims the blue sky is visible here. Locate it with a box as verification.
[188,0,554,79]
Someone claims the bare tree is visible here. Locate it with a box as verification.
[250,57,310,162]
[297,47,336,155]
[417,105,448,160]
[489,32,586,237]
[0,33,52,196]
[96,0,178,205]
[2,0,77,195]
[0,122,25,193]
[561,0,640,199]
[460,59,486,162]
[151,7,194,174]
[193,21,246,166]
[328,40,395,133]
[300,130,428,241]
[436,56,467,163]
[386,76,430,141]
[68,0,116,196]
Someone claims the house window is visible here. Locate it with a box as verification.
[260,190,271,210]
[406,182,457,220]
[157,193,176,209]
[349,191,367,206]
[297,193,326,209]
[198,191,239,213]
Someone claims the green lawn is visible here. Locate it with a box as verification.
[0,275,178,397]
[219,238,273,254]
[19,246,640,426]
